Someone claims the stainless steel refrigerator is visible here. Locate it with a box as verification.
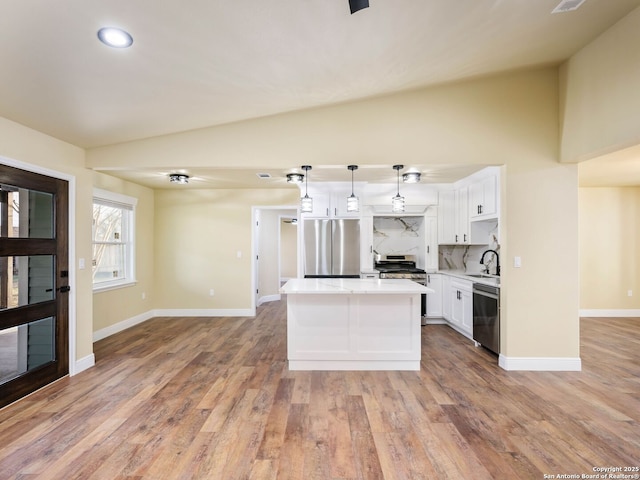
[303,219,360,278]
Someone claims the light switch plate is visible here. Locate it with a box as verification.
[514,256,522,268]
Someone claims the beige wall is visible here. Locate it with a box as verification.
[154,189,297,309]
[92,172,155,331]
[579,187,640,310]
[0,117,94,363]
[560,6,640,162]
[88,67,582,360]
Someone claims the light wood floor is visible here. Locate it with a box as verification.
[0,300,638,479]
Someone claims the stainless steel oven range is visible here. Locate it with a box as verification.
[374,254,427,323]
[472,282,500,354]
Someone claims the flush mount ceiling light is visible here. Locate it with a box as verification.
[300,165,313,213]
[551,0,586,14]
[402,171,421,184]
[347,165,359,213]
[286,173,304,184]
[97,27,133,48]
[349,0,369,14]
[169,173,189,184]
[392,165,405,213]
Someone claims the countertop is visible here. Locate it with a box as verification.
[437,270,501,287]
[280,278,434,295]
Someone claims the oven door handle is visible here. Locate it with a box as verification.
[473,290,499,300]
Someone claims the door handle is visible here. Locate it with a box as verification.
[58,286,71,293]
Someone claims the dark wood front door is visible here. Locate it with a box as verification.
[0,163,69,408]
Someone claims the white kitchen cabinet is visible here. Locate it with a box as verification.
[442,275,451,320]
[469,173,497,220]
[456,186,470,244]
[437,190,455,244]
[437,188,469,245]
[360,212,374,271]
[424,214,438,271]
[425,273,442,318]
[301,186,360,219]
[449,278,473,337]
[301,191,331,218]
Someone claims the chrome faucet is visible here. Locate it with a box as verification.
[480,249,500,276]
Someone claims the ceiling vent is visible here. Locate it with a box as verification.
[256,173,271,179]
[552,0,587,14]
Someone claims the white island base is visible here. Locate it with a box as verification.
[280,278,432,371]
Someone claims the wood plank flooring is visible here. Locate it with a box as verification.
[0,301,638,479]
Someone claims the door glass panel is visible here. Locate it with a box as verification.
[0,255,54,310]
[0,185,54,239]
[0,316,55,384]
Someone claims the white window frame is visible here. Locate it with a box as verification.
[92,188,137,292]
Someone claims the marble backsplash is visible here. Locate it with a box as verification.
[373,216,423,255]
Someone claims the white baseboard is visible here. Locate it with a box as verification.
[93,308,254,344]
[258,294,281,306]
[499,355,582,371]
[71,354,95,376]
[579,309,640,318]
[93,310,156,342]
[423,318,447,325]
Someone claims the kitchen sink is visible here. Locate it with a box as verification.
[466,274,496,278]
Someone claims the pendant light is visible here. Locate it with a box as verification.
[392,164,405,213]
[300,165,313,213]
[347,165,359,213]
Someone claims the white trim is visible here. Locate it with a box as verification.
[251,205,298,319]
[93,188,138,207]
[499,355,582,371]
[0,155,79,376]
[289,360,420,371]
[93,308,255,342]
[93,310,155,342]
[73,354,95,374]
[579,309,640,318]
[423,318,447,325]
[258,294,281,306]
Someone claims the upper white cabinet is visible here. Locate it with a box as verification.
[437,187,469,245]
[438,166,500,245]
[301,188,360,219]
[469,171,498,220]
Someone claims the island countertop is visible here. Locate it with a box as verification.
[280,278,433,295]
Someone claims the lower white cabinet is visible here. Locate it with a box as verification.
[426,273,442,318]
[442,275,451,320]
[449,279,473,337]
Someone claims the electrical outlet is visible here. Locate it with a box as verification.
[628,290,633,297]
[142,292,146,300]
[209,289,215,296]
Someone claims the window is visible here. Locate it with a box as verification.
[92,189,137,291]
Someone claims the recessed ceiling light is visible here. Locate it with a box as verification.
[97,27,133,48]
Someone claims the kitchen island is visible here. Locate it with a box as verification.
[280,278,432,371]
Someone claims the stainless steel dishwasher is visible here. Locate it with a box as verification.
[472,283,500,355]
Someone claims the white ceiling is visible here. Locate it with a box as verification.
[1,0,639,187]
